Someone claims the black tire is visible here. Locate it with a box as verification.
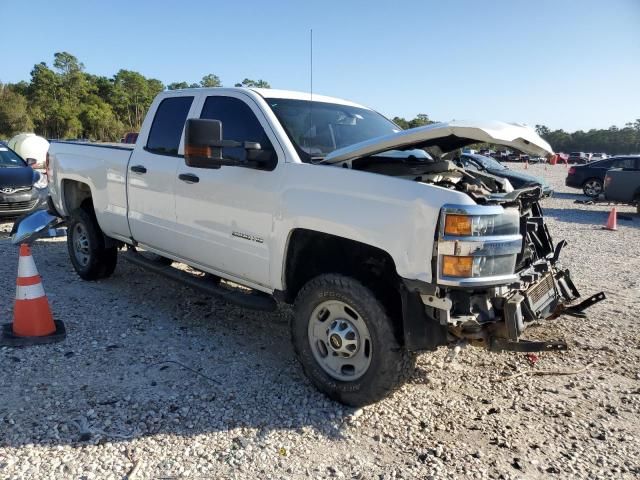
[291,274,415,406]
[582,178,603,198]
[67,207,118,280]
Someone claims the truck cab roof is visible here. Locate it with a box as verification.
[156,87,370,110]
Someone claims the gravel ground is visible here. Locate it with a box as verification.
[0,163,638,479]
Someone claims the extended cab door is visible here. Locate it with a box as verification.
[127,94,195,254]
[173,92,284,288]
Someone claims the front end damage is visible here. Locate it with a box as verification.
[406,187,605,353]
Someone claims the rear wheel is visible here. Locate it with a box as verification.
[291,274,414,406]
[67,207,117,280]
[583,178,603,197]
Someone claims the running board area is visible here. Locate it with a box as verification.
[122,250,277,312]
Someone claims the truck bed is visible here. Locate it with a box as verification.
[48,140,134,239]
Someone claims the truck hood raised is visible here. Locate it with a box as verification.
[322,120,554,164]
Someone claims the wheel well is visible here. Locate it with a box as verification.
[283,229,402,324]
[62,180,93,214]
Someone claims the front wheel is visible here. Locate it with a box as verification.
[67,207,118,280]
[291,274,414,406]
[583,178,603,197]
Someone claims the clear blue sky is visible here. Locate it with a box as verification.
[1,0,638,131]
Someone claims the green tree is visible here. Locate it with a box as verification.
[111,70,161,131]
[392,114,434,130]
[0,84,33,136]
[234,78,271,88]
[167,82,191,90]
[200,74,222,88]
[80,95,122,141]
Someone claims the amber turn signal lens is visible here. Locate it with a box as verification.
[185,144,211,157]
[444,214,472,236]
[442,255,473,277]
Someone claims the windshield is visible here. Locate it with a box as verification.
[267,98,400,162]
[470,154,507,170]
[0,146,27,168]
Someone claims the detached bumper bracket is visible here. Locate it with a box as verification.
[563,291,607,318]
[490,338,568,352]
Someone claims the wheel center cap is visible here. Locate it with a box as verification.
[329,334,342,349]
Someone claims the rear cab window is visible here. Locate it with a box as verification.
[146,96,194,156]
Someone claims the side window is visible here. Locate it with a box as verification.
[200,96,274,163]
[146,96,194,155]
[612,158,635,169]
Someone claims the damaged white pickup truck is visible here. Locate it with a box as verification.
[16,88,605,406]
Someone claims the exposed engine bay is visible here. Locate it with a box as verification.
[337,150,606,352]
[341,153,519,203]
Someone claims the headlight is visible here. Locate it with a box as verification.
[443,212,519,237]
[442,254,517,278]
[437,205,523,286]
[33,172,48,190]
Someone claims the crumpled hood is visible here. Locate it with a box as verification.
[323,120,554,164]
[0,166,36,188]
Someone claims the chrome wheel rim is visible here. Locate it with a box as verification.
[308,300,372,381]
[72,223,91,266]
[584,180,602,197]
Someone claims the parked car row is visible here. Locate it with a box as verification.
[565,155,640,197]
[567,151,610,164]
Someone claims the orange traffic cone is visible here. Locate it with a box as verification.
[1,244,65,346]
[604,207,617,231]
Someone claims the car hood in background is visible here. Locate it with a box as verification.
[493,169,549,188]
[0,167,36,188]
[322,120,554,164]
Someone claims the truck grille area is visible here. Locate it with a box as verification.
[0,200,38,212]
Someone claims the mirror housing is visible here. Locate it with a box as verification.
[26,158,38,167]
[184,118,277,170]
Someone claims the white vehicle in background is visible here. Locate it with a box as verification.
[8,133,49,170]
[16,87,603,406]
[591,153,608,161]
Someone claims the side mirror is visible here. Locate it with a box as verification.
[184,118,277,170]
[26,158,38,167]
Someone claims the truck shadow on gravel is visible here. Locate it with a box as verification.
[0,239,361,448]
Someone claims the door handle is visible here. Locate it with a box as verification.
[130,165,147,174]
[178,173,200,184]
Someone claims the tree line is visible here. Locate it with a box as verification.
[0,52,272,141]
[535,123,640,155]
[1,52,638,154]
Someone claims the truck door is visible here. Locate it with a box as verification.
[173,92,284,288]
[127,95,195,255]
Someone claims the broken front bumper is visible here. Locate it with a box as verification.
[402,207,606,354]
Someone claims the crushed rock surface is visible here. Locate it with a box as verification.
[0,163,638,479]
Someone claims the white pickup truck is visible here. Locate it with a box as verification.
[23,87,603,405]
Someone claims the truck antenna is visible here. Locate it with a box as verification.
[310,28,313,103]
[308,28,315,161]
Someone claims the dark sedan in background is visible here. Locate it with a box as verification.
[565,156,640,197]
[455,153,553,196]
[0,145,48,217]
